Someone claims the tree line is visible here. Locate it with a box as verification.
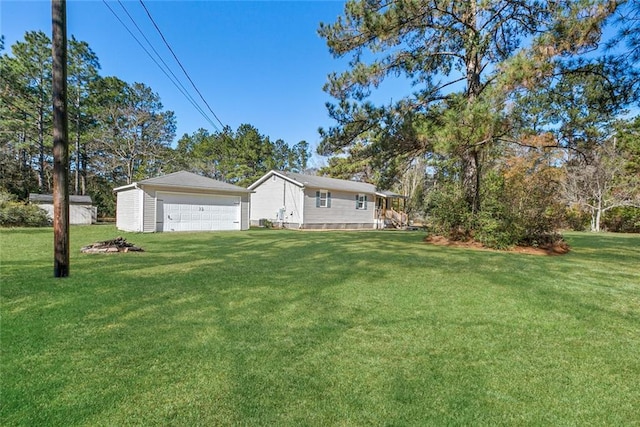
[317,0,640,241]
[0,32,310,217]
[2,1,639,239]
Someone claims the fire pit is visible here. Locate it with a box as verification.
[81,237,144,253]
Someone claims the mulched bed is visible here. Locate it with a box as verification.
[424,235,570,255]
[81,237,144,253]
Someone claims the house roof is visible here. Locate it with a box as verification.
[283,171,378,193]
[376,190,406,198]
[113,171,251,193]
[249,170,404,197]
[29,194,93,204]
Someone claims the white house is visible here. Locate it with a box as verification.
[29,194,96,225]
[113,171,251,232]
[248,170,406,229]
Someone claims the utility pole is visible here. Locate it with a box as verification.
[52,0,69,277]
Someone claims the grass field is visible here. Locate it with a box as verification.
[1,226,639,425]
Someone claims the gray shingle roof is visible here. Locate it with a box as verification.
[249,170,405,197]
[29,194,93,204]
[280,171,377,193]
[137,171,251,193]
[376,190,405,198]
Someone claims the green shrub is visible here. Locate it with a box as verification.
[563,206,590,231]
[474,211,518,250]
[478,163,565,249]
[0,192,51,227]
[424,166,566,250]
[423,184,473,241]
[602,207,640,233]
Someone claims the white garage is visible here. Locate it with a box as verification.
[114,171,251,233]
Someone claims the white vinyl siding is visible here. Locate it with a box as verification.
[240,194,250,230]
[142,188,156,232]
[250,174,286,222]
[115,173,250,233]
[35,204,96,225]
[248,171,381,229]
[116,188,142,232]
[69,205,96,224]
[304,188,375,226]
[282,181,301,224]
[250,174,303,225]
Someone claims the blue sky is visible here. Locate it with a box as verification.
[2,0,402,165]
[4,1,632,164]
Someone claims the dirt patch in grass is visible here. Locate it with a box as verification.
[424,235,570,256]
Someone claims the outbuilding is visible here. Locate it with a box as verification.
[113,171,251,232]
[29,193,96,225]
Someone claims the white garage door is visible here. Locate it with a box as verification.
[157,192,241,232]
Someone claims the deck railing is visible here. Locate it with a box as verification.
[377,208,407,228]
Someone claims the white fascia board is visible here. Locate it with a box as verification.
[113,183,138,192]
[247,170,275,190]
[248,170,304,190]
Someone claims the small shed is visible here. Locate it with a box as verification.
[113,171,251,232]
[29,194,96,225]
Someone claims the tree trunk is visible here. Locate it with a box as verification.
[19,135,30,199]
[594,195,604,232]
[74,97,80,194]
[38,105,46,192]
[462,0,482,214]
[126,158,134,185]
[462,148,481,214]
[81,140,87,194]
[80,146,87,195]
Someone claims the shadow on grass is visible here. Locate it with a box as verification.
[564,231,640,263]
[2,229,418,424]
[464,232,640,329]
[2,228,639,424]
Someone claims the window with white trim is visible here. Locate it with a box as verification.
[316,190,331,208]
[356,193,367,210]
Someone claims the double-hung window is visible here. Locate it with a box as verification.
[356,194,367,210]
[316,190,331,208]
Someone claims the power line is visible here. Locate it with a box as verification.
[138,0,226,130]
[114,0,214,130]
[102,0,218,131]
[101,0,221,132]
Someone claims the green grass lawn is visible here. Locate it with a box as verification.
[2,226,639,425]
